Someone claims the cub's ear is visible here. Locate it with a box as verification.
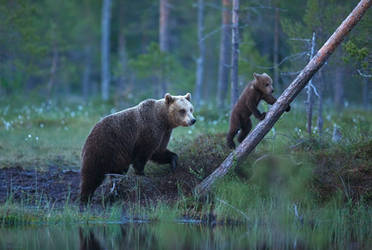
[165,93,175,105]
[253,72,260,80]
[185,93,191,101]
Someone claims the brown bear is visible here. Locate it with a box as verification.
[226,73,290,149]
[80,93,196,202]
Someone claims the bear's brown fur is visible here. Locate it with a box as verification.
[226,73,290,149]
[80,93,195,202]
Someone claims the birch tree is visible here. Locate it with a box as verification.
[230,0,239,107]
[101,0,112,101]
[159,0,170,96]
[194,0,205,107]
[217,0,231,108]
[273,7,280,90]
[306,32,316,136]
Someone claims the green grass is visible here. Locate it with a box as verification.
[0,99,371,247]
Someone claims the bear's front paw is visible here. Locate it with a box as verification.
[170,154,178,173]
[285,105,291,112]
[259,112,266,121]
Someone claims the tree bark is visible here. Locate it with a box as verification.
[317,69,324,136]
[333,66,344,110]
[159,0,170,96]
[217,0,232,108]
[195,0,372,196]
[362,76,369,109]
[306,32,316,136]
[194,0,205,107]
[230,0,239,107]
[118,2,128,92]
[82,45,92,101]
[47,45,58,99]
[101,0,112,101]
[273,7,280,91]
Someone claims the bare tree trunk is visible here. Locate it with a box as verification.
[159,0,170,96]
[194,0,205,107]
[217,0,231,108]
[273,7,280,90]
[118,28,127,92]
[306,32,316,136]
[47,45,58,99]
[82,45,92,101]
[101,0,112,101]
[362,77,369,109]
[317,69,324,136]
[333,67,344,110]
[230,0,239,107]
[194,0,372,196]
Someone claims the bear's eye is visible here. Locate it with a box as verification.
[179,109,186,115]
[190,108,193,113]
[266,83,269,87]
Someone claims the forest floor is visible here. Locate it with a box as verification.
[0,98,371,222]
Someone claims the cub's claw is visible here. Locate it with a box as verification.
[259,112,266,121]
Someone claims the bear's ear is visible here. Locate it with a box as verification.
[165,93,175,105]
[185,93,191,101]
[253,72,260,80]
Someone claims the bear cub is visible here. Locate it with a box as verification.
[226,73,290,149]
[80,93,196,202]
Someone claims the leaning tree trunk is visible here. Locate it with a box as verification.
[195,0,372,196]
[101,0,112,101]
[217,0,232,108]
[306,32,316,136]
[230,0,239,107]
[159,0,170,96]
[194,0,205,107]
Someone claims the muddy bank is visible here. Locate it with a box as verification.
[0,134,230,205]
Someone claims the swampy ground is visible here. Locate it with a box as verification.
[0,98,371,248]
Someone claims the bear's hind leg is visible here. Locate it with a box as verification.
[80,173,105,203]
[227,114,240,149]
[151,150,178,172]
[237,118,252,143]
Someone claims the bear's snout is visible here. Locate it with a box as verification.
[190,118,196,125]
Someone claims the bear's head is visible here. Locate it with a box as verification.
[165,93,196,127]
[253,72,274,95]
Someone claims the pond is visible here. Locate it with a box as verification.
[0,220,366,249]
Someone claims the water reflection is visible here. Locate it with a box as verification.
[0,222,366,249]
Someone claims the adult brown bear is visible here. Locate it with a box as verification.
[80,93,196,202]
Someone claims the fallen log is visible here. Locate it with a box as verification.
[195,0,372,196]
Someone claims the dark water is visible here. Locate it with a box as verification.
[0,221,368,250]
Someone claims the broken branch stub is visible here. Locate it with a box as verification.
[194,0,372,196]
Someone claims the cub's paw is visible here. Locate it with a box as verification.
[227,140,236,150]
[259,112,266,121]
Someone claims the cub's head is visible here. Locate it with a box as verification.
[165,93,196,128]
[253,72,274,95]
